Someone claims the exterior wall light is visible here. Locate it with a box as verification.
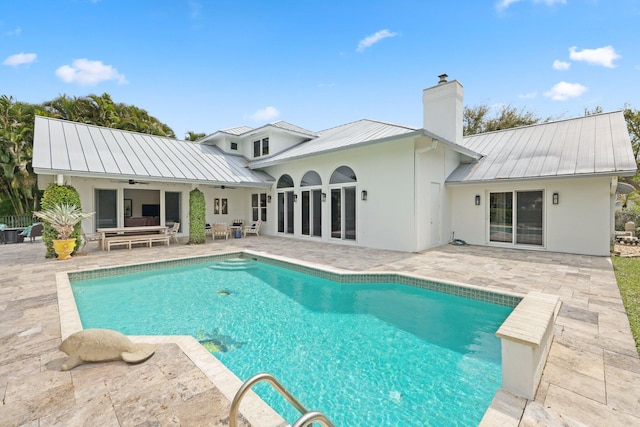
[321,192,327,202]
[361,190,368,201]
[475,195,481,206]
[552,192,559,205]
[267,195,272,203]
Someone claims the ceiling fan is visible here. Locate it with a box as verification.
[111,179,150,185]
[214,185,236,189]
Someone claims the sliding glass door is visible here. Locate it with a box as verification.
[95,189,117,229]
[489,191,543,246]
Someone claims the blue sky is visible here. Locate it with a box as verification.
[2,0,639,139]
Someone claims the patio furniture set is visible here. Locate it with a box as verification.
[0,223,44,244]
[207,220,262,240]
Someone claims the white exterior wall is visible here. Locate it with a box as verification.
[414,141,460,251]
[449,176,613,256]
[261,137,418,252]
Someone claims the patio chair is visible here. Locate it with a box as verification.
[81,229,101,252]
[212,223,230,240]
[167,222,180,243]
[19,223,44,243]
[243,220,262,237]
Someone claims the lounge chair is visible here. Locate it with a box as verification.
[81,229,101,252]
[19,223,44,243]
[167,222,180,243]
[243,220,262,237]
[212,223,230,240]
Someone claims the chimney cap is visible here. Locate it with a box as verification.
[438,74,448,84]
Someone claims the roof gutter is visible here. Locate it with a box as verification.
[445,169,638,186]
[33,168,273,188]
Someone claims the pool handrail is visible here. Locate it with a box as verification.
[229,372,335,427]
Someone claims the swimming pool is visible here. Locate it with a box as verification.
[70,256,515,426]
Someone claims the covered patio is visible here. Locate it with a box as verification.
[1,237,639,426]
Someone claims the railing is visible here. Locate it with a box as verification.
[0,214,35,228]
[229,372,335,427]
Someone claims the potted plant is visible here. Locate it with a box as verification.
[34,203,94,260]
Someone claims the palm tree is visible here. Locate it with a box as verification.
[0,96,38,214]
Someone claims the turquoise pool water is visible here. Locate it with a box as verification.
[71,259,513,426]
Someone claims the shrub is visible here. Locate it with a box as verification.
[40,184,83,258]
[189,188,206,244]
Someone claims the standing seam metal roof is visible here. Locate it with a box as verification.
[447,111,637,183]
[249,119,420,167]
[32,116,272,186]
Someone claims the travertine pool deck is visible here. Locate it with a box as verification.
[2,236,639,426]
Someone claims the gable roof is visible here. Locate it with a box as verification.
[250,119,422,167]
[200,120,317,144]
[447,111,637,183]
[32,116,272,187]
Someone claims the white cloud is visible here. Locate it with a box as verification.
[518,91,538,99]
[55,59,127,86]
[3,52,37,67]
[544,81,587,101]
[569,46,620,68]
[553,60,570,70]
[357,29,397,53]
[497,0,565,10]
[250,106,280,122]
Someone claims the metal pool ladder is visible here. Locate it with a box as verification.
[229,372,336,427]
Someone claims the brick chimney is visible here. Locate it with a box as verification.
[422,74,464,144]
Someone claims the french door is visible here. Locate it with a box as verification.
[331,187,356,240]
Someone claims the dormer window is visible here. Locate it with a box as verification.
[230,142,238,150]
[253,137,269,157]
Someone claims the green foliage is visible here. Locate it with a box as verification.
[40,184,83,258]
[34,202,94,240]
[41,93,176,137]
[189,188,206,244]
[612,257,640,356]
[463,104,544,136]
[185,131,206,141]
[0,95,39,214]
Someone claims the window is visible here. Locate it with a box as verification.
[95,189,117,229]
[330,166,357,240]
[252,193,267,222]
[489,190,543,246]
[230,142,238,150]
[253,137,269,158]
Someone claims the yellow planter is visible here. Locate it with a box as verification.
[53,239,76,260]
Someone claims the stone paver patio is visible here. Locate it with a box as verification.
[2,235,639,426]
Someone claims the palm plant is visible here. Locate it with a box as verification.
[34,203,94,240]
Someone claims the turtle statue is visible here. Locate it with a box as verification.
[59,329,157,371]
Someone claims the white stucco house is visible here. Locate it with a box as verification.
[32,75,637,256]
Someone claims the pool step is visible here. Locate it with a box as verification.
[209,258,256,271]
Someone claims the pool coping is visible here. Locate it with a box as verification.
[57,249,528,425]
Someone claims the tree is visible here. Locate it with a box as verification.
[185,131,206,141]
[0,96,38,214]
[42,93,176,137]
[463,104,543,136]
[622,105,640,190]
